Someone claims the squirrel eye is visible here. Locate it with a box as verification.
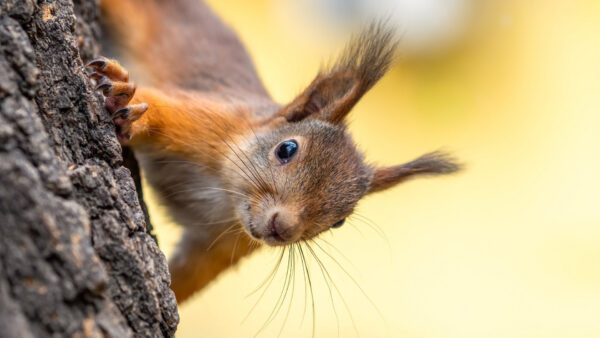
[275,140,298,164]
[331,219,345,228]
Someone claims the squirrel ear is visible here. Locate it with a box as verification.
[367,152,462,194]
[280,22,398,124]
[282,72,362,123]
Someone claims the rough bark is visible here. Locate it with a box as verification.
[0,0,178,337]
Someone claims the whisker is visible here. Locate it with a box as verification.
[297,243,316,338]
[193,218,240,227]
[345,220,366,239]
[198,111,272,195]
[297,243,309,328]
[230,232,242,265]
[306,240,341,337]
[146,127,264,193]
[277,245,297,337]
[246,247,285,298]
[139,104,267,194]
[255,246,293,336]
[305,241,359,337]
[241,115,280,197]
[242,247,285,325]
[162,186,253,201]
[351,213,391,252]
[206,223,240,251]
[349,215,392,261]
[310,239,387,326]
[316,238,360,274]
[152,158,213,171]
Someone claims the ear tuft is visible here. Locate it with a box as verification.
[282,21,399,124]
[405,151,463,175]
[332,21,399,94]
[368,151,462,194]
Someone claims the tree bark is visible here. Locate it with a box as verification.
[0,0,178,337]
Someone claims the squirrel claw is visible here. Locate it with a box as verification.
[93,76,136,99]
[94,76,111,92]
[88,72,103,81]
[86,58,107,71]
[87,56,145,143]
[86,56,129,82]
[113,103,147,122]
[112,103,147,142]
[112,107,130,119]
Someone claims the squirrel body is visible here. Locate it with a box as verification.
[94,0,460,302]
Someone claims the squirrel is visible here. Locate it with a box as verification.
[90,0,461,303]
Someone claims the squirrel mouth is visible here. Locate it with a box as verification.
[246,221,284,244]
[265,232,285,244]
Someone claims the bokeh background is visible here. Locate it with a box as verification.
[147,0,600,337]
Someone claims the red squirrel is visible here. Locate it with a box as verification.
[91,0,460,303]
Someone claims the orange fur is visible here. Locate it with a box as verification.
[128,89,257,169]
[169,231,257,302]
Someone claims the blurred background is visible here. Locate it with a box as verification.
[147,0,600,337]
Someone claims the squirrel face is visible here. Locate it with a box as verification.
[223,23,460,246]
[229,119,371,246]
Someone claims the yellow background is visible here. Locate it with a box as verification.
[148,0,600,337]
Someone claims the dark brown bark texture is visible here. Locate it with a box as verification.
[0,0,178,337]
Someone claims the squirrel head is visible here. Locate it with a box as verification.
[224,23,461,246]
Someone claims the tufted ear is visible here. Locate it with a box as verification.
[367,152,462,194]
[281,22,398,124]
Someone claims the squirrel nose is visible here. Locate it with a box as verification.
[267,212,292,241]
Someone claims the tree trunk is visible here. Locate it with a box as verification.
[0,0,178,337]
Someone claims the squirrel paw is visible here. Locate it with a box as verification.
[86,57,147,142]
